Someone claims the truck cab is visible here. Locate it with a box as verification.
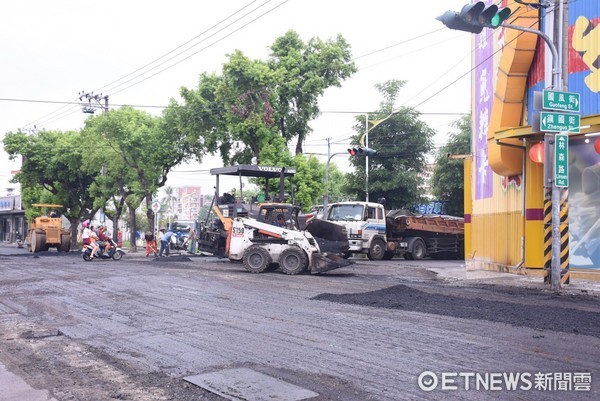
[327,201,387,259]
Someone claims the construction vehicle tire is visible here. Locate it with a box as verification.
[31,230,46,253]
[367,239,386,261]
[242,245,272,273]
[59,234,71,252]
[278,247,308,275]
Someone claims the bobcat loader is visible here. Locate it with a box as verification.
[200,203,352,275]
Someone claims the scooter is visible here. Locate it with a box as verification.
[15,231,24,248]
[169,232,190,251]
[82,238,124,261]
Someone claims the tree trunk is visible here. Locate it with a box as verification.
[295,135,304,155]
[146,196,155,233]
[69,216,80,249]
[128,204,138,253]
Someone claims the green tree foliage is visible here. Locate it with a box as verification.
[327,164,351,203]
[173,30,356,163]
[3,129,99,244]
[431,115,471,216]
[269,30,357,154]
[346,80,435,209]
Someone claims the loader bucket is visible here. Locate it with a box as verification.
[305,219,349,254]
[310,253,354,274]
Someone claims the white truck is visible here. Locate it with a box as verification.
[326,201,464,260]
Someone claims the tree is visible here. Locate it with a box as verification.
[346,80,435,209]
[173,30,356,164]
[431,115,471,216]
[269,30,357,154]
[83,106,204,250]
[3,129,100,246]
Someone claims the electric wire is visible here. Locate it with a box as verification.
[103,0,288,97]
[20,0,286,131]
[94,0,263,95]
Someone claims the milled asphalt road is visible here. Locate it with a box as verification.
[0,245,599,400]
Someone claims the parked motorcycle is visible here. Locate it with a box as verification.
[82,238,124,261]
[169,231,190,251]
[15,231,24,248]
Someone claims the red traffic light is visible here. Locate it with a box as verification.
[348,147,376,156]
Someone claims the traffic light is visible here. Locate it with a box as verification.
[437,2,511,34]
[348,147,376,156]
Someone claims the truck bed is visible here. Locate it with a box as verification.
[386,210,464,236]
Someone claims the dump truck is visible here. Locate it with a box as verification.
[26,204,71,253]
[196,165,352,274]
[326,201,464,260]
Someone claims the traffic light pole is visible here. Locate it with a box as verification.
[324,138,347,217]
[503,23,563,291]
[365,115,369,202]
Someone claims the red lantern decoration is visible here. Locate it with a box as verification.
[529,142,544,164]
[595,137,600,154]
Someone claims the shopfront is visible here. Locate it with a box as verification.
[0,195,26,243]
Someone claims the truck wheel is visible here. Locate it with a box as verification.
[279,247,308,275]
[411,239,426,260]
[367,239,386,261]
[383,251,394,260]
[242,245,272,273]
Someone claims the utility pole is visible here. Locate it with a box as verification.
[79,90,110,223]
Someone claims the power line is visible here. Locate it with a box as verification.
[352,28,446,60]
[94,0,264,95]
[20,0,288,131]
[104,0,289,97]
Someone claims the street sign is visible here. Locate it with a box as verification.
[540,112,580,133]
[151,200,161,214]
[542,89,580,113]
[554,134,569,187]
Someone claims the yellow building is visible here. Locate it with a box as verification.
[465,0,600,280]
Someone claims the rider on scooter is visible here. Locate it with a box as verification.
[97,225,112,255]
[82,220,99,259]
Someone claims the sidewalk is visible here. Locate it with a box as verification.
[428,263,600,296]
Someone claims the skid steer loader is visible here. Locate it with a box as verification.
[225,203,352,274]
[196,164,352,274]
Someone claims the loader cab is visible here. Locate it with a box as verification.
[257,203,300,230]
[208,164,297,219]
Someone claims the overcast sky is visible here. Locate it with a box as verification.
[0,0,472,194]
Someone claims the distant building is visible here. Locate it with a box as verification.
[175,187,202,221]
[0,195,25,243]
